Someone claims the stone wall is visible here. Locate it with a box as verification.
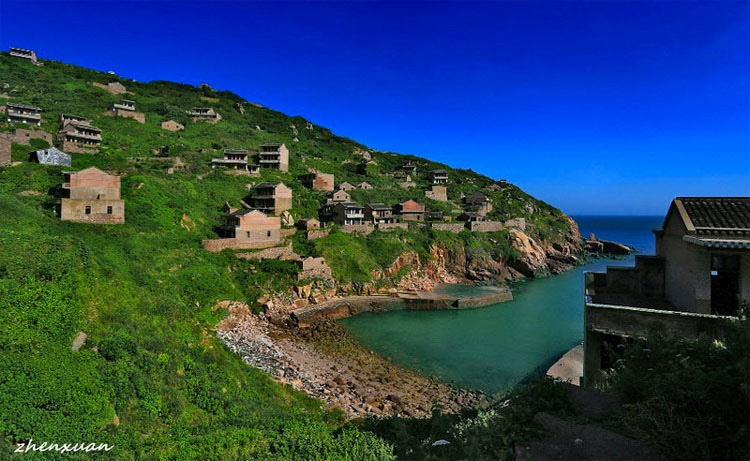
[114,109,145,123]
[307,229,330,240]
[4,128,53,146]
[425,185,448,202]
[341,224,374,235]
[469,221,504,232]
[377,222,409,232]
[60,198,125,224]
[235,243,299,261]
[59,141,98,154]
[504,217,526,231]
[280,228,297,238]
[161,120,184,131]
[432,223,465,233]
[297,257,333,280]
[0,137,10,166]
[202,238,280,253]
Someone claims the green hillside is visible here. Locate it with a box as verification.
[0,53,578,459]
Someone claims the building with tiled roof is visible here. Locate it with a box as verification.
[583,196,749,388]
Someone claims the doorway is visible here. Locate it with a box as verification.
[711,254,740,316]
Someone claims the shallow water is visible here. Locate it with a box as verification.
[339,216,662,394]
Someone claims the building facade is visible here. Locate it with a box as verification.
[299,171,334,191]
[251,182,292,215]
[211,149,258,174]
[432,170,449,185]
[583,197,749,387]
[5,103,42,126]
[60,167,125,224]
[365,203,395,224]
[221,209,281,244]
[332,202,365,226]
[57,116,102,154]
[396,199,426,222]
[257,143,289,172]
[9,47,37,64]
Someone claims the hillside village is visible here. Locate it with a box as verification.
[0,47,582,293]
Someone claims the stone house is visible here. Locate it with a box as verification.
[583,197,750,387]
[220,209,280,244]
[211,149,259,174]
[336,181,355,191]
[457,211,485,222]
[299,171,334,191]
[425,185,448,202]
[161,120,184,131]
[111,99,145,123]
[365,203,394,224]
[30,146,71,166]
[432,169,449,185]
[9,47,38,64]
[465,191,493,215]
[3,128,53,146]
[257,143,289,172]
[332,202,365,226]
[357,181,373,190]
[5,103,42,126]
[297,218,321,231]
[396,199,426,222]
[330,189,351,203]
[187,107,222,123]
[60,167,124,224]
[297,257,332,281]
[251,182,292,215]
[57,117,102,154]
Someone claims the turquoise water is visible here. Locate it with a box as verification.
[339,216,663,394]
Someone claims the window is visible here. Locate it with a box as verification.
[246,231,251,238]
[266,230,271,237]
[85,206,91,215]
[107,206,113,215]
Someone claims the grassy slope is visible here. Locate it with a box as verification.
[0,54,574,459]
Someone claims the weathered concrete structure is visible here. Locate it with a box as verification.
[257,143,289,171]
[357,181,373,190]
[60,167,125,224]
[10,47,38,63]
[111,99,145,123]
[330,190,350,203]
[57,117,102,154]
[297,218,321,231]
[336,181,355,192]
[211,149,259,174]
[187,107,222,123]
[299,171,334,191]
[365,203,394,224]
[297,257,333,281]
[425,185,448,202]
[401,160,417,174]
[5,103,42,126]
[396,199,425,222]
[332,202,365,226]
[431,169,449,185]
[30,146,71,166]
[251,182,292,215]
[583,197,749,387]
[432,222,465,233]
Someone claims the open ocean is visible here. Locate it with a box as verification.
[339,216,663,394]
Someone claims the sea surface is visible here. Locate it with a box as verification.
[338,215,663,394]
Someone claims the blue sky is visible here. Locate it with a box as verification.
[1,1,748,215]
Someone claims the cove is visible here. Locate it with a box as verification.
[338,216,662,394]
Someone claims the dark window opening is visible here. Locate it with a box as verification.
[266,230,271,237]
[711,254,740,316]
[85,206,91,215]
[106,206,113,215]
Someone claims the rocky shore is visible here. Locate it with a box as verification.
[216,301,488,419]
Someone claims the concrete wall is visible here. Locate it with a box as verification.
[469,221,504,232]
[657,212,706,313]
[68,170,121,200]
[60,198,125,224]
[235,212,280,243]
[341,224,374,235]
[6,129,53,146]
[425,186,447,202]
[432,223,465,233]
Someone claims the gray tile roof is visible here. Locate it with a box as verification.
[678,197,750,235]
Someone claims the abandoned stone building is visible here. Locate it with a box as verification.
[57,117,102,154]
[297,257,332,281]
[425,185,448,202]
[1,128,53,146]
[457,211,485,222]
[432,169,449,185]
[330,189,351,203]
[5,103,42,126]
[401,160,417,174]
[251,182,292,216]
[30,146,71,166]
[299,171,334,191]
[220,209,281,244]
[332,202,365,226]
[187,107,222,123]
[111,99,145,123]
[396,199,426,222]
[9,47,38,64]
[465,191,493,215]
[336,182,355,192]
[60,167,125,224]
[93,81,130,95]
[365,203,395,224]
[583,197,750,387]
[297,218,321,231]
[161,120,184,131]
[211,149,259,174]
[357,181,373,190]
[257,143,289,172]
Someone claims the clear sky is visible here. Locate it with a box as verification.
[1,1,748,215]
